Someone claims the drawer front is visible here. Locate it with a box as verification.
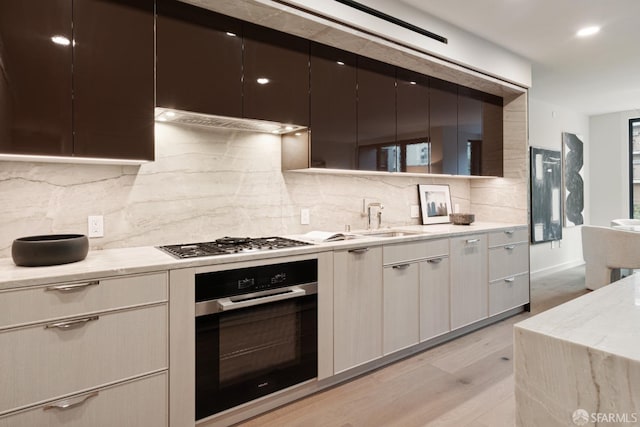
[0,272,168,329]
[488,228,528,247]
[0,372,167,427]
[489,274,529,316]
[0,304,167,415]
[489,243,528,280]
[383,238,448,265]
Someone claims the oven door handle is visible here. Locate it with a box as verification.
[217,287,306,312]
[194,287,313,316]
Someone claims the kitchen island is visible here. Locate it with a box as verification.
[514,274,640,426]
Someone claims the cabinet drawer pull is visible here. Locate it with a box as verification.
[43,391,99,411]
[46,280,99,293]
[504,245,516,250]
[348,248,369,254]
[427,257,443,264]
[465,238,480,244]
[504,277,515,283]
[392,264,411,270]
[504,230,515,235]
[45,316,99,330]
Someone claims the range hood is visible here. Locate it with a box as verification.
[154,108,307,135]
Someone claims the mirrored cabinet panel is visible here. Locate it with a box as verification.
[429,78,459,175]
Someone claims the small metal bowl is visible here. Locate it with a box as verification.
[449,213,475,225]
[11,234,89,267]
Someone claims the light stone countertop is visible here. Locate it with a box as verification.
[0,222,526,291]
[514,274,640,426]
[515,273,640,362]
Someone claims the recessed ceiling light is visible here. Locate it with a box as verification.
[226,32,237,37]
[336,61,345,66]
[257,78,270,85]
[409,81,417,85]
[576,26,600,37]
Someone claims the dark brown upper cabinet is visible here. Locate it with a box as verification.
[156,0,242,118]
[396,68,429,173]
[457,86,483,175]
[243,24,309,126]
[429,78,458,175]
[0,0,73,156]
[0,0,154,161]
[356,57,396,172]
[309,43,357,169]
[73,0,154,160]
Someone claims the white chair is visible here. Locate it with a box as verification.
[582,225,640,290]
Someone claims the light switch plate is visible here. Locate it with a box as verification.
[410,205,420,218]
[300,208,310,225]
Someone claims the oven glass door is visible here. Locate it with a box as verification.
[195,294,317,420]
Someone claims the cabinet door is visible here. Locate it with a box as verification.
[309,43,357,169]
[0,373,167,427]
[0,0,72,156]
[73,0,154,160]
[156,0,242,117]
[333,247,383,373]
[383,263,419,355]
[356,57,396,171]
[243,24,309,126]
[396,68,430,173]
[450,234,488,329]
[457,86,483,176]
[429,78,458,174]
[419,255,450,341]
[481,93,504,177]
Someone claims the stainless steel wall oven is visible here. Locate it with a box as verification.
[194,259,318,420]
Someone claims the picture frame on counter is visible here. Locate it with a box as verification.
[418,184,452,225]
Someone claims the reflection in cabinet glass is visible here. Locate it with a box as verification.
[429,78,458,175]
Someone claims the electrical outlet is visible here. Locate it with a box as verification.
[410,205,420,218]
[88,215,104,238]
[300,208,310,225]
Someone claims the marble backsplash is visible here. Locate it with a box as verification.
[0,122,519,258]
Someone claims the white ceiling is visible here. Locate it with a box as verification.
[398,0,640,116]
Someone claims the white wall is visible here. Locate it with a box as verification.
[589,110,640,225]
[528,96,589,276]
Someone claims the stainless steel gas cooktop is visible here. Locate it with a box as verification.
[157,236,311,259]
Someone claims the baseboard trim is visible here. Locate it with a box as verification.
[530,260,584,280]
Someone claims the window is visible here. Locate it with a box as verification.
[629,118,640,218]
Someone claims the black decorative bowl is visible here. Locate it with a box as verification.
[11,234,89,267]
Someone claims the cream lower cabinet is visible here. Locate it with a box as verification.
[382,239,450,354]
[0,272,169,426]
[383,262,419,354]
[450,234,488,330]
[488,228,530,316]
[333,246,383,373]
[419,254,450,341]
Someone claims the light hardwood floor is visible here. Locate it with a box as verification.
[238,265,589,427]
